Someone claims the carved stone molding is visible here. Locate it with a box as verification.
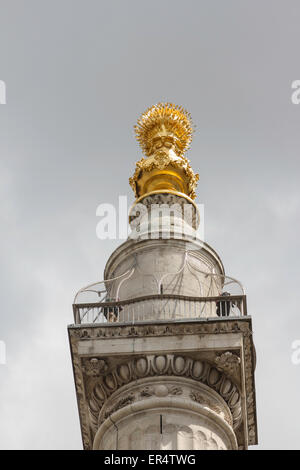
[69,334,91,449]
[93,377,237,450]
[97,377,233,429]
[70,318,250,341]
[82,358,108,377]
[68,318,257,449]
[140,384,183,398]
[103,392,135,420]
[86,354,241,436]
[129,193,199,229]
[215,352,241,377]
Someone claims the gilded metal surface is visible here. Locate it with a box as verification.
[129,103,199,200]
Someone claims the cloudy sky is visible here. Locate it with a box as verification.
[0,0,300,449]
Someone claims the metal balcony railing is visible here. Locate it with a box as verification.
[72,249,247,325]
[73,293,247,325]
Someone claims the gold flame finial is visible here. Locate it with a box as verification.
[134,102,194,157]
[130,103,199,200]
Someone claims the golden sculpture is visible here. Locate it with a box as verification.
[130,103,199,200]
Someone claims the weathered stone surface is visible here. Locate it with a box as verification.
[68,317,257,450]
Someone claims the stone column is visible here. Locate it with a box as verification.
[93,377,237,450]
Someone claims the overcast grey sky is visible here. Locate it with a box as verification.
[0,0,300,449]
